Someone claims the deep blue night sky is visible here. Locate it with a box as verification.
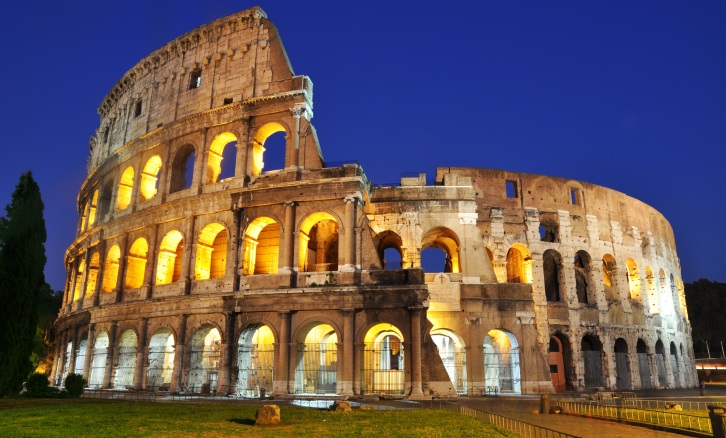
[1,1,724,291]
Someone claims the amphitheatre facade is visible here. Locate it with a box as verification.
[52,7,696,397]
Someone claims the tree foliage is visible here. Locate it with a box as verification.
[0,171,47,396]
[684,279,726,356]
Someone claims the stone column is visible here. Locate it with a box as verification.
[181,217,196,295]
[133,318,148,390]
[50,334,62,385]
[170,314,187,393]
[341,195,358,272]
[102,322,118,388]
[274,311,291,396]
[409,307,424,397]
[290,105,305,168]
[82,324,95,381]
[114,234,129,303]
[92,238,106,306]
[280,202,296,274]
[217,312,236,394]
[67,327,79,375]
[194,128,208,194]
[53,330,68,385]
[340,309,355,396]
[142,225,159,299]
[77,249,91,309]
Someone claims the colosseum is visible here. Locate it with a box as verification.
[51,6,696,398]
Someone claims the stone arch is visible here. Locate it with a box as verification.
[139,155,162,201]
[169,144,196,193]
[549,332,574,391]
[116,166,135,211]
[645,266,659,314]
[655,339,667,387]
[659,268,674,315]
[363,323,405,395]
[72,256,85,302]
[156,230,184,285]
[112,329,138,389]
[636,339,652,388]
[251,122,287,176]
[506,243,531,284]
[614,338,631,389]
[581,334,604,388]
[101,244,121,293]
[431,328,467,394]
[294,322,339,394]
[625,258,641,300]
[99,180,113,219]
[421,227,460,273]
[375,230,404,270]
[206,132,238,183]
[543,249,564,302]
[298,211,339,272]
[89,331,109,388]
[242,216,281,275]
[124,237,148,289]
[84,251,100,298]
[188,325,222,393]
[602,254,618,300]
[146,328,175,391]
[670,341,681,388]
[573,250,593,304]
[195,222,228,280]
[237,324,275,397]
[484,329,521,393]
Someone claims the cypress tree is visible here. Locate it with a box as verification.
[0,171,47,396]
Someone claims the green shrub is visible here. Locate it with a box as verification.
[25,372,51,397]
[64,373,87,398]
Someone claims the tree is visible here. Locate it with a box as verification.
[684,279,726,357]
[0,171,47,396]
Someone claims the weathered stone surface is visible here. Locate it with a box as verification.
[255,404,281,425]
[330,401,352,413]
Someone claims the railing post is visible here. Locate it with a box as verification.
[709,405,726,438]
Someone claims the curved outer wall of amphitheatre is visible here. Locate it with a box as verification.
[53,7,695,398]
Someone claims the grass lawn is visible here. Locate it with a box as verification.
[0,398,515,437]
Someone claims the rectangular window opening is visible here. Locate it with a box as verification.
[570,189,579,205]
[223,97,233,105]
[506,180,517,198]
[189,69,202,90]
[103,127,109,143]
[134,101,142,118]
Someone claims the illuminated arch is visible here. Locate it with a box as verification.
[431,328,467,394]
[89,331,109,388]
[72,257,85,302]
[484,329,521,393]
[242,217,280,275]
[139,155,162,201]
[506,243,532,284]
[294,323,338,394]
[101,245,121,293]
[188,326,221,393]
[124,238,148,289]
[116,166,135,211]
[625,258,641,300]
[146,329,175,391]
[113,329,138,389]
[421,227,460,273]
[206,132,238,184]
[155,230,184,285]
[195,223,228,280]
[84,251,100,298]
[170,144,196,193]
[645,266,659,314]
[659,268,674,315]
[237,325,275,397]
[602,254,617,287]
[298,212,339,272]
[363,323,405,395]
[251,122,287,176]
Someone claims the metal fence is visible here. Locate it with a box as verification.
[622,399,712,412]
[557,400,712,434]
[457,404,581,438]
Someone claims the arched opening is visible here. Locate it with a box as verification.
[602,254,618,300]
[539,218,558,242]
[636,339,651,389]
[432,329,467,394]
[670,274,678,316]
[101,245,121,293]
[252,122,287,176]
[549,334,573,392]
[139,155,162,201]
[89,332,109,388]
[421,227,460,273]
[375,231,403,270]
[60,341,73,385]
[581,335,604,388]
[483,330,521,393]
[625,258,641,300]
[294,323,338,394]
[655,340,667,387]
[112,329,138,389]
[72,257,85,302]
[573,251,592,304]
[99,182,113,219]
[146,329,175,391]
[116,167,135,211]
[155,231,184,285]
[614,338,631,390]
[299,213,339,272]
[506,244,532,284]
[363,323,405,395]
[237,325,274,397]
[169,144,196,193]
[74,338,87,379]
[659,268,674,315]
[543,250,563,302]
[86,189,99,230]
[195,223,227,280]
[188,326,221,393]
[645,266,659,314]
[206,132,238,183]
[84,251,100,298]
[124,238,148,289]
[677,278,687,319]
[242,217,280,275]
[670,342,681,388]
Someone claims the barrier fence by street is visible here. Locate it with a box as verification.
[457,404,581,438]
